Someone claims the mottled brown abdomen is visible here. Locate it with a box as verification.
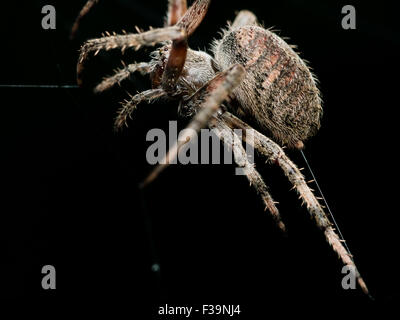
[213,26,322,148]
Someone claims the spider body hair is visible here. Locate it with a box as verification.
[213,25,323,149]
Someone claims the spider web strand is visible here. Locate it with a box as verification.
[0,84,79,88]
[300,149,353,258]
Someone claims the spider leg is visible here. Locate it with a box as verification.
[77,26,185,86]
[232,10,259,29]
[220,111,370,296]
[94,62,151,94]
[140,64,246,188]
[114,89,166,130]
[161,35,188,94]
[210,117,286,232]
[161,0,210,93]
[70,0,100,40]
[166,0,188,26]
[175,0,210,36]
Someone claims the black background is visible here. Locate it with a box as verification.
[0,0,397,317]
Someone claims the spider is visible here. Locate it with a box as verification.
[75,0,369,296]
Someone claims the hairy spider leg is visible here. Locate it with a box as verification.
[175,0,210,36]
[210,117,286,232]
[70,0,100,40]
[94,62,152,93]
[140,63,245,188]
[220,111,370,296]
[166,0,188,26]
[77,26,185,86]
[114,89,167,130]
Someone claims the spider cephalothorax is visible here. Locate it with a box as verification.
[150,46,217,98]
[74,0,369,296]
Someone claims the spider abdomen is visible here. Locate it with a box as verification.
[214,25,322,148]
